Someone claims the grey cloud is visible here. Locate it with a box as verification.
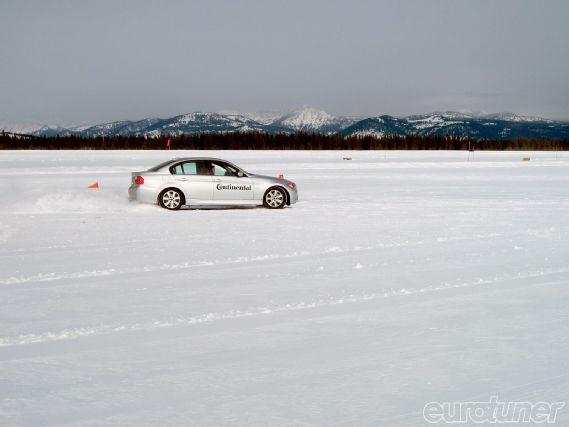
[1,0,568,125]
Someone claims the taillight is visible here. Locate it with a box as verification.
[134,176,144,185]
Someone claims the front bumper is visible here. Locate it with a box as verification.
[287,186,299,205]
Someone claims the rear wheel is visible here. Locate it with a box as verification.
[263,187,286,209]
[159,188,184,210]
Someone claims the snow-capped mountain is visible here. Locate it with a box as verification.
[0,120,48,135]
[75,118,163,137]
[5,109,568,140]
[270,108,357,134]
[481,112,552,123]
[237,111,284,126]
[31,125,77,137]
[146,112,267,136]
[340,112,569,140]
[40,113,271,138]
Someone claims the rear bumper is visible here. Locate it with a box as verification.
[128,185,158,204]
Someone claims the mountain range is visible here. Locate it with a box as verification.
[3,108,569,140]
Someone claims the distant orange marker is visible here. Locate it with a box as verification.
[278,174,284,180]
[87,182,99,189]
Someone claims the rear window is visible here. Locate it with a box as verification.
[147,160,175,172]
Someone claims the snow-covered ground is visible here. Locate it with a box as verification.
[1,150,569,426]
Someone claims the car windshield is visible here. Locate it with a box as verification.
[147,160,175,172]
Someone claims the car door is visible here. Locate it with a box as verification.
[170,161,213,202]
[212,161,255,201]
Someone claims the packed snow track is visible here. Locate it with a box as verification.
[1,150,569,426]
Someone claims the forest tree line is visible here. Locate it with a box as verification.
[1,132,568,151]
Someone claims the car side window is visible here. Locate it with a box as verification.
[172,162,197,175]
[181,162,197,175]
[195,161,212,176]
[171,161,237,176]
[213,162,238,176]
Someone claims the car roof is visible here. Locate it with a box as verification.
[148,157,236,172]
[155,157,245,170]
[168,157,230,163]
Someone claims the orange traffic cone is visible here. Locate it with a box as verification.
[278,174,285,180]
[88,182,99,189]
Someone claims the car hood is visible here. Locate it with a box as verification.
[248,173,275,180]
[248,173,292,185]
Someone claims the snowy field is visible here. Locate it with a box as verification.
[1,150,569,426]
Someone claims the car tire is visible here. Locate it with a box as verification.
[158,188,184,210]
[263,187,286,209]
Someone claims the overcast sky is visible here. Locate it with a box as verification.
[2,0,569,125]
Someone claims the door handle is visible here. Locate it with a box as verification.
[178,178,189,181]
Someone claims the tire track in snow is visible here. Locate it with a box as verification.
[0,251,311,286]
[5,236,185,255]
[1,266,568,347]
[0,232,507,286]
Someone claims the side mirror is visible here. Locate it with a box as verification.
[237,171,245,177]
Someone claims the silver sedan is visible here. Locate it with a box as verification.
[128,157,298,210]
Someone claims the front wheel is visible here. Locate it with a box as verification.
[159,188,184,210]
[263,187,286,209]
